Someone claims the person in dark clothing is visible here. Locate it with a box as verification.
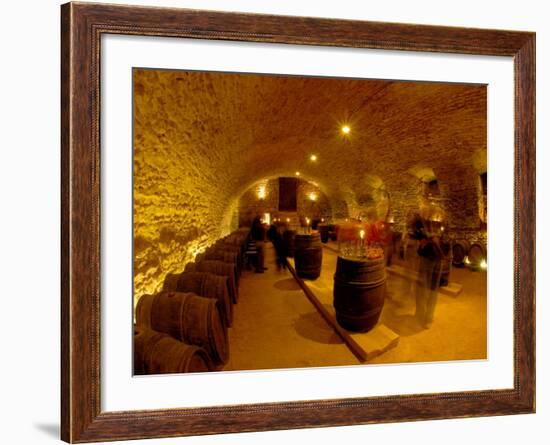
[414,216,444,329]
[267,223,277,241]
[272,227,287,271]
[251,216,267,273]
[251,216,264,241]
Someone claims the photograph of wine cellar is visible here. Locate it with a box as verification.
[133,68,488,375]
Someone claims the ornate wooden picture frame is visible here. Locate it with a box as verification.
[61,2,535,442]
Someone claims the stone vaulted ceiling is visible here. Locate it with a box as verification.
[134,68,486,202]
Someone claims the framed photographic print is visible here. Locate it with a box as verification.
[61,2,535,442]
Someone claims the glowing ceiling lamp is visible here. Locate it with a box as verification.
[309,192,317,201]
[310,154,318,161]
[341,125,351,135]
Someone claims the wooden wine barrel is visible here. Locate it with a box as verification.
[203,248,240,284]
[176,271,233,326]
[215,241,244,257]
[468,242,487,269]
[220,235,247,256]
[213,243,244,272]
[162,273,180,293]
[294,233,323,279]
[283,230,296,258]
[452,240,470,267]
[135,292,229,366]
[333,256,386,332]
[187,260,238,304]
[134,327,212,375]
[318,224,329,244]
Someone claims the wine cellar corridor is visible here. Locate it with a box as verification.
[133,68,488,375]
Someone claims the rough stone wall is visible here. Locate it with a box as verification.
[385,170,486,245]
[296,180,332,221]
[133,69,246,300]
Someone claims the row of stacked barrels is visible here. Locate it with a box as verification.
[134,227,251,375]
[282,229,323,280]
[451,239,487,270]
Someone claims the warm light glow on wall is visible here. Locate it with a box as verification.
[188,245,206,261]
[309,192,317,201]
[480,259,488,270]
[263,213,271,225]
[295,171,301,176]
[310,154,317,161]
[257,185,267,199]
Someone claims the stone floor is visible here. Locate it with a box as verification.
[223,243,357,371]
[223,241,487,372]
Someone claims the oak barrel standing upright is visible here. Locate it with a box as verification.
[333,255,386,332]
[294,232,323,279]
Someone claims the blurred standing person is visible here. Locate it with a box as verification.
[251,215,267,273]
[414,216,444,329]
[400,212,423,298]
[272,226,286,271]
